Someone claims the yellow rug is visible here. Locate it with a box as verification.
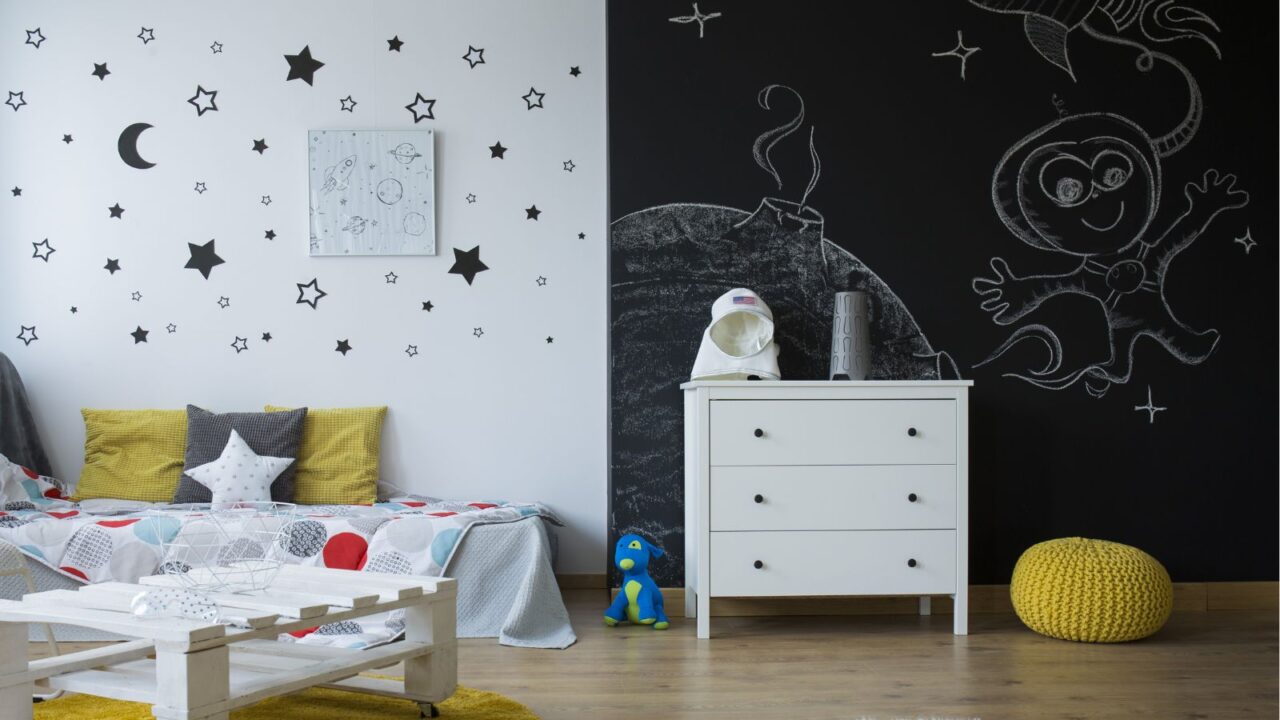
[34,683,538,719]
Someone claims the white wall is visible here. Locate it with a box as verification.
[0,0,608,573]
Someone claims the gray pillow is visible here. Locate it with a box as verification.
[173,405,307,503]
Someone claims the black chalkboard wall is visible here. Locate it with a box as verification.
[608,1,1279,587]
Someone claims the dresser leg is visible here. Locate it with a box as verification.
[684,584,696,619]
[952,589,968,635]
[696,593,711,639]
[918,596,931,616]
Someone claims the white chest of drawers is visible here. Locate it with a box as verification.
[681,380,972,638]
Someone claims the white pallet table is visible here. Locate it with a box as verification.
[0,566,457,720]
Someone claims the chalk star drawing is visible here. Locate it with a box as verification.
[462,46,485,68]
[31,239,55,262]
[1134,386,1167,424]
[473,328,484,338]
[385,271,398,284]
[260,195,272,206]
[194,182,207,194]
[137,27,155,45]
[526,205,541,220]
[11,187,21,196]
[104,258,121,274]
[187,85,218,116]
[404,344,418,357]
[405,93,435,122]
[522,87,545,110]
[216,296,230,309]
[252,138,268,154]
[668,3,722,39]
[130,326,149,344]
[62,134,73,144]
[25,29,45,49]
[108,203,124,219]
[931,31,980,81]
[448,246,489,285]
[422,301,434,312]
[339,95,357,112]
[296,278,327,309]
[6,92,26,112]
[210,41,222,54]
[569,66,581,77]
[465,193,477,204]
[284,46,324,85]
[184,239,225,279]
[130,291,142,302]
[489,142,507,159]
[16,326,37,346]
[335,339,352,356]
[563,160,576,172]
[92,63,110,81]
[230,336,249,354]
[388,36,404,52]
[264,229,276,240]
[166,323,177,333]
[1234,228,1256,254]
[536,276,547,286]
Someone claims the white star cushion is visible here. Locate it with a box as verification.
[184,429,294,504]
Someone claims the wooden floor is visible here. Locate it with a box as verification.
[32,589,1279,719]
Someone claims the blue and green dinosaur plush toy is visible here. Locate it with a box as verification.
[604,533,669,630]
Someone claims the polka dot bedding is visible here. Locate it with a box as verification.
[0,455,558,649]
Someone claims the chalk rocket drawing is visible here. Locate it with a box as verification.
[971,6,1248,397]
[611,84,956,573]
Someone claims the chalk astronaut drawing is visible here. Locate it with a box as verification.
[971,21,1249,397]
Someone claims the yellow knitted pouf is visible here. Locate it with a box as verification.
[1010,537,1173,643]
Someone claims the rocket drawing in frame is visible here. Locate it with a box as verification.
[307,129,436,256]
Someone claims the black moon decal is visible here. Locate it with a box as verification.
[118,123,155,169]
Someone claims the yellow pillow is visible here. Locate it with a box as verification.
[78,409,187,502]
[264,405,386,505]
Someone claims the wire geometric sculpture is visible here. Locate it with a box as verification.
[153,502,297,593]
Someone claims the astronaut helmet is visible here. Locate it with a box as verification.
[690,288,781,381]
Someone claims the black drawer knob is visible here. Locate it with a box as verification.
[907,427,918,437]
[908,493,918,503]
[907,558,918,568]
[753,560,764,569]
[753,494,764,504]
[753,428,764,438]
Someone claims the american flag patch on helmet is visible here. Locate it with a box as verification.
[732,296,756,305]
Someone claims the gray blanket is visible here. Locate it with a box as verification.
[0,353,53,477]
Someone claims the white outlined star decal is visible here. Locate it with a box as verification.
[16,326,37,346]
[31,239,55,262]
[187,85,218,116]
[462,46,485,68]
[6,91,27,112]
[522,87,545,110]
[405,93,435,123]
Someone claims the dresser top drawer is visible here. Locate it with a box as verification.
[709,399,956,466]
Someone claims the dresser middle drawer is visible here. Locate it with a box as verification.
[710,465,956,531]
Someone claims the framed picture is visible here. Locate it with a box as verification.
[307,129,436,255]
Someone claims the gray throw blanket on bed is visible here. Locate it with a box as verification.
[0,352,53,477]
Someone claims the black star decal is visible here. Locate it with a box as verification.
[230,336,249,354]
[569,66,581,77]
[335,339,352,356]
[488,142,507,159]
[217,296,230,309]
[422,300,434,312]
[108,203,124,219]
[5,92,26,112]
[92,63,111,81]
[187,85,218,116]
[31,239,55,262]
[210,41,223,54]
[25,28,45,49]
[525,205,541,220]
[284,45,324,85]
[104,258,121,274]
[137,27,155,45]
[462,46,485,68]
[130,326,149,344]
[522,87,545,110]
[252,138,268,154]
[16,326,37,346]
[578,232,586,239]
[405,93,435,123]
[339,95,357,112]
[546,336,554,344]
[264,229,276,240]
[62,134,73,144]
[296,278,327,309]
[405,344,419,357]
[70,307,78,314]
[261,332,272,342]
[184,239,225,279]
[447,246,489,286]
[11,187,20,197]
[387,36,404,52]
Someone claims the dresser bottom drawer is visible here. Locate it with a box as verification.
[710,530,957,597]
